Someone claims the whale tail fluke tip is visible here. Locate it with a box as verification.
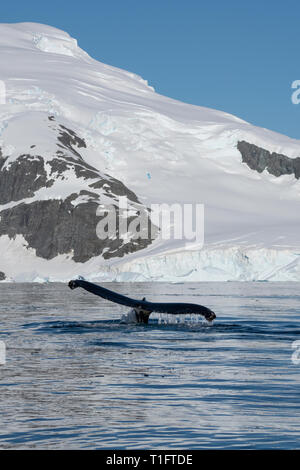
[207,310,216,322]
[68,280,79,290]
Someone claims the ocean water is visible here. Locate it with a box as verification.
[0,281,299,449]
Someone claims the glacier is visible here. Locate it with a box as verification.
[0,22,300,282]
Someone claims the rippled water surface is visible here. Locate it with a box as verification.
[0,282,300,449]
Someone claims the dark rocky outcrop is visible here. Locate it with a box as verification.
[237,140,300,179]
[0,271,6,280]
[0,119,157,262]
[57,124,86,158]
[0,193,154,262]
[0,155,54,205]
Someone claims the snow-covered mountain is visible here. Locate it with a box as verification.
[0,22,300,282]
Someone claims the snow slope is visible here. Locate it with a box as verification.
[0,22,300,281]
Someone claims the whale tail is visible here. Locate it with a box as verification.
[68,279,216,323]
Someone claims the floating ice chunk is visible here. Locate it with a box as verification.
[33,276,49,283]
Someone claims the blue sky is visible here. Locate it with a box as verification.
[2,0,300,139]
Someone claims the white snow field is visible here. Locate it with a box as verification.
[0,22,300,282]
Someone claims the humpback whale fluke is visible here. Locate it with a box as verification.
[68,279,216,324]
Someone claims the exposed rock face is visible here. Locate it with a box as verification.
[237,140,300,179]
[0,194,153,262]
[0,118,157,262]
[0,154,54,204]
[0,271,6,280]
